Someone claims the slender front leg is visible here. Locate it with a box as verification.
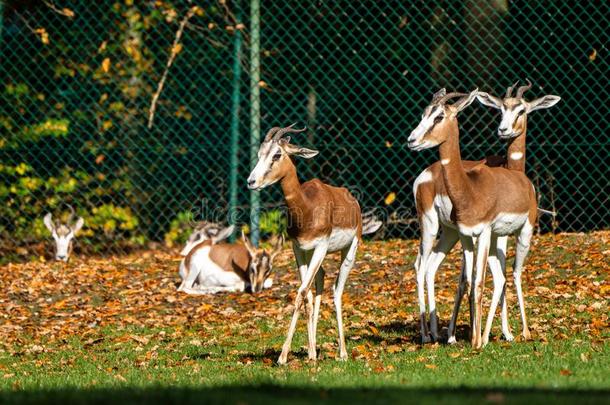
[415,213,438,343]
[293,246,315,359]
[426,227,459,341]
[472,227,492,349]
[482,234,505,346]
[334,236,358,360]
[311,268,325,359]
[448,236,474,344]
[278,242,328,365]
[495,236,514,341]
[514,222,533,340]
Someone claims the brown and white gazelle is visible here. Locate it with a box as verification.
[408,89,538,348]
[247,124,380,364]
[414,83,560,344]
[43,205,84,262]
[178,227,282,295]
[475,80,559,343]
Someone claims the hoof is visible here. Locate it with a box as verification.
[277,353,289,366]
[422,335,433,344]
[430,333,440,343]
[447,336,457,345]
[522,329,532,341]
[503,333,515,342]
[338,351,348,361]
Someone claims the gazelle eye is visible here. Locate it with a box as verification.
[272,152,282,161]
[433,115,443,124]
[517,110,525,117]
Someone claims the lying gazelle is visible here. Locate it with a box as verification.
[178,226,283,295]
[43,205,85,262]
[413,83,559,344]
[408,89,538,348]
[247,124,381,365]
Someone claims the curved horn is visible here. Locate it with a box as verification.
[516,79,532,98]
[505,81,519,98]
[437,92,468,105]
[264,127,281,142]
[272,123,307,141]
[66,204,76,225]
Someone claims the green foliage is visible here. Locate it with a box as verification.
[164,211,197,247]
[259,209,286,237]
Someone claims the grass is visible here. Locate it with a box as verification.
[0,232,608,403]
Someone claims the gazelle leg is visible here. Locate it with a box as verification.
[448,236,474,344]
[416,211,439,343]
[293,246,316,360]
[334,236,358,360]
[426,227,459,341]
[482,234,505,346]
[278,243,328,365]
[472,227,491,349]
[178,263,200,291]
[514,221,534,340]
[496,236,514,341]
[311,268,325,360]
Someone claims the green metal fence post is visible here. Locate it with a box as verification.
[249,0,261,246]
[228,11,243,242]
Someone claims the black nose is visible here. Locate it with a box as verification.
[499,128,508,134]
[247,179,255,187]
[57,256,66,260]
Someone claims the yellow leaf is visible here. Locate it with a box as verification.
[101,58,111,73]
[258,80,269,89]
[384,192,396,205]
[589,48,597,62]
[171,43,183,57]
[425,364,437,369]
[62,8,75,18]
[385,141,393,148]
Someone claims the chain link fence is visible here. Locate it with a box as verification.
[0,1,607,261]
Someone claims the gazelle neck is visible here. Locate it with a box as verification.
[280,160,307,216]
[506,116,527,172]
[438,118,474,212]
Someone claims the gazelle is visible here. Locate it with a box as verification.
[43,205,84,262]
[247,124,381,365]
[475,81,560,342]
[408,89,537,349]
[178,227,282,295]
[414,83,560,344]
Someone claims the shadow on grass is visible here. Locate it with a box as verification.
[2,385,609,405]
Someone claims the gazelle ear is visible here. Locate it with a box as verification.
[241,230,257,257]
[452,89,478,114]
[212,225,234,243]
[43,213,55,233]
[526,95,561,112]
[271,233,284,260]
[72,217,84,234]
[476,91,503,109]
[280,141,319,159]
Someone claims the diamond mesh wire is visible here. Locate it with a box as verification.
[0,1,607,260]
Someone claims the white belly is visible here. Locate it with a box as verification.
[295,227,356,253]
[191,247,245,289]
[492,212,529,236]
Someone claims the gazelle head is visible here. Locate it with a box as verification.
[407,88,478,151]
[180,222,233,256]
[476,80,560,140]
[241,231,284,293]
[247,124,319,190]
[43,206,84,262]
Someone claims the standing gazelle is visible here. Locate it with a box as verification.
[247,124,380,364]
[414,82,560,344]
[408,89,538,349]
[43,205,84,262]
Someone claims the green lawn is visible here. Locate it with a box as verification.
[1,232,608,403]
